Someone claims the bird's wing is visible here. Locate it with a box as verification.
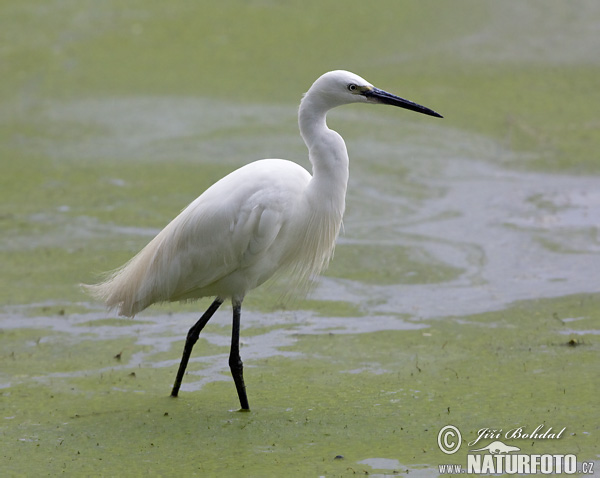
[159,159,309,301]
[88,159,312,315]
[234,202,284,268]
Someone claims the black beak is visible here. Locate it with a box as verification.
[364,87,443,118]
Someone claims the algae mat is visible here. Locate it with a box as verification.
[1,1,599,476]
[1,295,598,476]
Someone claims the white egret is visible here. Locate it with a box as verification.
[83,70,442,410]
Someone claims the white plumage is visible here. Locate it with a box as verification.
[88,158,340,316]
[83,70,442,410]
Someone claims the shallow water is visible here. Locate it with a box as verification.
[1,1,599,476]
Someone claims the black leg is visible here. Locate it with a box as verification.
[229,300,250,410]
[171,298,223,397]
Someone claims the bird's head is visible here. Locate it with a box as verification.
[306,70,442,118]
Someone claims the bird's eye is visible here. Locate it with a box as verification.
[347,83,357,92]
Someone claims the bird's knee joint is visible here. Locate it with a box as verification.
[229,355,243,372]
[186,329,200,345]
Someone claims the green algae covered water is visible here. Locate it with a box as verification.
[1,1,599,476]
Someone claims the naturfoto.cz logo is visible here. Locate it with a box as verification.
[436,424,594,475]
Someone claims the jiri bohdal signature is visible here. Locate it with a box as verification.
[468,425,566,447]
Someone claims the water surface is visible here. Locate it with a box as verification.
[1,1,598,476]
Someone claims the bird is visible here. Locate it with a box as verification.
[83,70,442,411]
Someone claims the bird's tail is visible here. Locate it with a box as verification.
[82,237,165,317]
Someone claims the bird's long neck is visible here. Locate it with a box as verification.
[298,93,349,208]
[289,92,349,283]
